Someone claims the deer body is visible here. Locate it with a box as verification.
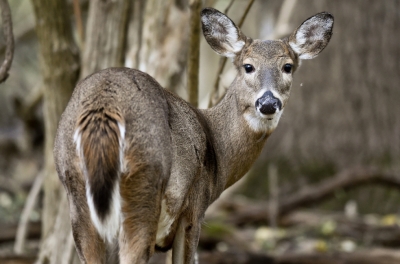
[54,8,333,264]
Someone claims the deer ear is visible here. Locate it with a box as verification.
[289,12,334,60]
[201,8,246,58]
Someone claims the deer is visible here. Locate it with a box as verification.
[54,7,333,264]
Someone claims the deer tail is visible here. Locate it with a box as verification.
[73,105,125,242]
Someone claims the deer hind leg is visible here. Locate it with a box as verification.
[118,161,165,264]
[172,216,201,264]
[63,170,107,264]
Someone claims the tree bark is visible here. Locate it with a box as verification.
[187,0,201,107]
[30,0,80,262]
[126,0,190,94]
[32,0,132,263]
[80,0,131,77]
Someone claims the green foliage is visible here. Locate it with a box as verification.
[202,221,234,239]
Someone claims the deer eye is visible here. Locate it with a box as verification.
[283,64,293,73]
[243,64,255,73]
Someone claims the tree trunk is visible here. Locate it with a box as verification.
[33,0,131,263]
[80,0,131,77]
[126,0,190,95]
[187,0,202,107]
[30,0,80,263]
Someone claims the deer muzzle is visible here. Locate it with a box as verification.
[255,91,282,116]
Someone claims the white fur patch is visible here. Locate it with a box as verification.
[282,69,293,84]
[156,199,175,247]
[245,89,284,133]
[73,128,88,178]
[86,182,121,244]
[73,129,82,160]
[118,122,126,173]
[244,109,283,133]
[289,30,307,56]
[222,19,245,57]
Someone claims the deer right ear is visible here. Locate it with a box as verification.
[289,12,334,60]
[201,8,246,58]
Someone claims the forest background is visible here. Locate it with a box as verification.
[0,0,399,263]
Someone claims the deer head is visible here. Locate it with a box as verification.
[201,8,334,134]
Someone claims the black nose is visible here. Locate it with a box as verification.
[255,91,282,115]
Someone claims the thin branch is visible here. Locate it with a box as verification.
[14,171,45,254]
[0,0,14,83]
[208,0,255,108]
[237,0,255,28]
[210,167,400,226]
[278,167,400,215]
[72,0,84,46]
[224,0,234,14]
[268,164,278,229]
[269,0,298,39]
[187,0,202,107]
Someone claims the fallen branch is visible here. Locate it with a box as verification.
[214,167,400,226]
[14,171,44,254]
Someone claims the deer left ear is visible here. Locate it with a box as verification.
[289,12,334,60]
[201,8,246,58]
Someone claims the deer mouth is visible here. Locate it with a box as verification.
[256,107,278,120]
[244,109,283,134]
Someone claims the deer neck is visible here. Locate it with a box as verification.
[200,88,269,190]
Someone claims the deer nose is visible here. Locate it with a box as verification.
[255,91,282,115]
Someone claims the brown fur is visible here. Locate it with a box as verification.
[119,164,161,263]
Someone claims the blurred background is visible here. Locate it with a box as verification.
[0,0,399,263]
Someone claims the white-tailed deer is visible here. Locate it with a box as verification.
[54,7,333,264]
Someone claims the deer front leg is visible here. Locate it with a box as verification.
[172,217,200,264]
